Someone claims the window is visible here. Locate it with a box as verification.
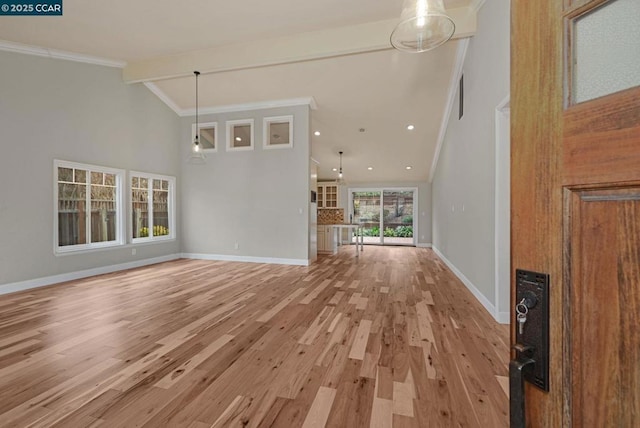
[263,115,293,149]
[192,121,217,152]
[131,172,175,242]
[55,160,124,253]
[226,119,254,151]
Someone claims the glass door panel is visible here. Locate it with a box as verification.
[352,191,381,244]
[382,190,415,245]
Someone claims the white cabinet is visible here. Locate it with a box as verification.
[317,226,326,253]
[317,183,339,209]
[317,225,337,254]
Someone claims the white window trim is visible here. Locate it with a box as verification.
[192,121,218,153]
[54,160,125,255]
[130,171,176,244]
[263,115,294,149]
[226,119,254,152]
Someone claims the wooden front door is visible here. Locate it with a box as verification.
[511,0,640,426]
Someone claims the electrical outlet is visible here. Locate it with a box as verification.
[234,242,239,250]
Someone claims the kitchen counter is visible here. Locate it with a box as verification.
[330,224,364,257]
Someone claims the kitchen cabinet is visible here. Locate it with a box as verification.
[317,225,337,254]
[317,183,340,208]
[317,226,325,253]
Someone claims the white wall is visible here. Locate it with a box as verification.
[0,51,182,288]
[180,105,311,264]
[341,181,432,245]
[431,0,510,321]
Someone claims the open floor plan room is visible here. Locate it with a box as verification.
[0,246,508,427]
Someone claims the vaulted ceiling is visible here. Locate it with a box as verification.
[0,0,479,182]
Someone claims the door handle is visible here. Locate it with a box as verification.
[509,352,535,428]
[510,269,549,427]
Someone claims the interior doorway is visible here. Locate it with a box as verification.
[349,188,417,246]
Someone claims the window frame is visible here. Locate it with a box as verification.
[54,160,125,255]
[226,119,255,152]
[263,115,294,150]
[192,121,218,153]
[130,171,176,244]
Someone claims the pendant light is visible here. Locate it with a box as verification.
[189,70,206,163]
[390,0,455,53]
[337,151,345,184]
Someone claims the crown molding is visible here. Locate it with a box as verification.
[0,39,126,68]
[143,82,183,115]
[429,37,470,183]
[180,96,318,117]
[470,0,487,13]
[143,81,317,117]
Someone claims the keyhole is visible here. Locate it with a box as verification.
[521,290,538,309]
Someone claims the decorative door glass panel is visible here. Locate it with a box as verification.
[573,0,640,103]
[325,185,338,208]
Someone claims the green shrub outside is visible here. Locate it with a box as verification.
[139,225,169,237]
[361,226,413,238]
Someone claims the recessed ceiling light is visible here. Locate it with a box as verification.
[407,125,415,130]
[235,137,242,142]
[332,168,338,172]
[367,167,373,171]
[314,131,321,136]
[406,166,412,170]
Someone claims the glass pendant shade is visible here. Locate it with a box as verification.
[391,0,455,53]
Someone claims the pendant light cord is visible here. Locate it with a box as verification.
[194,71,200,145]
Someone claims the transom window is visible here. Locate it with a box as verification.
[131,172,176,242]
[263,115,293,149]
[55,160,124,253]
[226,119,254,151]
[192,121,217,152]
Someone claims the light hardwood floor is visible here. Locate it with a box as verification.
[0,246,509,427]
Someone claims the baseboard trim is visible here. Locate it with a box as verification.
[496,311,510,324]
[182,253,310,266]
[0,254,181,296]
[416,243,433,248]
[432,246,507,324]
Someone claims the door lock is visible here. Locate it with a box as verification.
[510,269,550,428]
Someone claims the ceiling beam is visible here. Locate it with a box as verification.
[123,7,477,83]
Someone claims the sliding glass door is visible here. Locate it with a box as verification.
[352,191,382,244]
[382,190,414,245]
[350,188,416,246]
